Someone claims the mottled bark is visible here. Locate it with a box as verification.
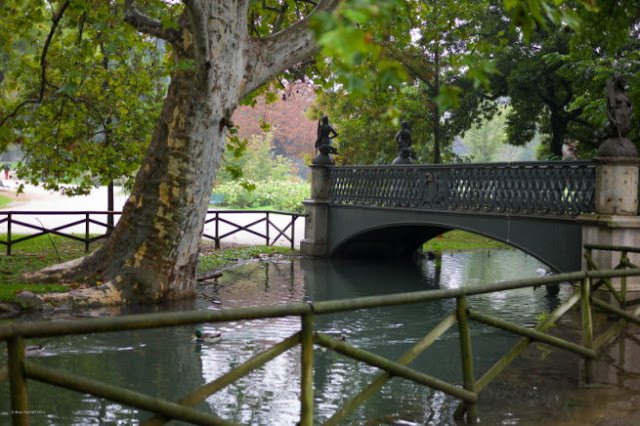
[25,0,338,303]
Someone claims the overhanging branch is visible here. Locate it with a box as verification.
[0,0,70,128]
[243,0,339,97]
[124,0,182,47]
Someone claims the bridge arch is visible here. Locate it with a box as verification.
[327,206,583,273]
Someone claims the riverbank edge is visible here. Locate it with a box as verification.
[0,231,512,316]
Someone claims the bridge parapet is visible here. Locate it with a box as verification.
[329,161,596,216]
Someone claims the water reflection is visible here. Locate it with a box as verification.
[1,250,577,425]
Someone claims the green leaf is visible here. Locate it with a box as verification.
[435,85,463,111]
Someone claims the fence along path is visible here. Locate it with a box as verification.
[2,245,640,425]
[0,210,304,254]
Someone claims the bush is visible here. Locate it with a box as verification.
[214,179,309,213]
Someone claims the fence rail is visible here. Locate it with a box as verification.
[0,210,303,255]
[2,246,640,425]
[329,161,596,216]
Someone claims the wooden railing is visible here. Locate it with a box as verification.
[2,246,640,425]
[0,210,304,255]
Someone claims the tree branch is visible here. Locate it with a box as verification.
[124,0,182,47]
[40,1,70,100]
[242,0,339,97]
[0,0,70,128]
[386,47,434,89]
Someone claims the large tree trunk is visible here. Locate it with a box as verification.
[25,0,335,303]
[549,111,568,158]
[27,59,233,302]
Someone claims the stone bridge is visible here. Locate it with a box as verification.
[301,160,640,274]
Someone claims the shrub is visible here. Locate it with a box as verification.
[214,179,309,213]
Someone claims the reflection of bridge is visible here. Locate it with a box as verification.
[301,160,639,274]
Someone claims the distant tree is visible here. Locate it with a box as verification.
[485,2,640,158]
[463,107,509,162]
[217,133,296,184]
[487,29,593,158]
[559,1,640,156]
[311,83,430,164]
[313,0,502,165]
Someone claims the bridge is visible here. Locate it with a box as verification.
[301,159,640,275]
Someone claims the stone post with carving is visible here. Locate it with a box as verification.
[579,77,640,290]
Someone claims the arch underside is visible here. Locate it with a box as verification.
[327,205,583,273]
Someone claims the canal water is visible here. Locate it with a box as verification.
[1,249,639,425]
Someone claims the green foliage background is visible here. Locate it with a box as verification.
[0,0,172,194]
[214,133,309,212]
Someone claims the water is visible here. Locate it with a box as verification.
[0,250,635,425]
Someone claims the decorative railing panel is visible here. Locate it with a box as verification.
[330,161,596,216]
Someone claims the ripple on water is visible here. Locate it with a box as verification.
[3,252,635,425]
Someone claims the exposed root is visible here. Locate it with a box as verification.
[38,281,124,308]
[21,256,96,284]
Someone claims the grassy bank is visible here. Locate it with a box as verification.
[423,230,510,253]
[0,235,295,302]
[0,235,85,302]
[0,194,11,208]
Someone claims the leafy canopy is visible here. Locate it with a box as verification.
[0,0,172,194]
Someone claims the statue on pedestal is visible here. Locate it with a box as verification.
[606,76,632,138]
[393,121,415,164]
[312,116,338,165]
[598,76,637,158]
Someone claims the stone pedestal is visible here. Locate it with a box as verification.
[300,165,331,257]
[580,155,640,293]
[300,200,329,256]
[594,157,639,215]
[579,215,640,291]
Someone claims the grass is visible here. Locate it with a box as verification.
[0,283,69,303]
[423,230,510,253]
[0,234,100,301]
[0,194,11,208]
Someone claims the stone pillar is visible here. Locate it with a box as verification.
[594,157,639,215]
[300,164,331,256]
[580,157,640,290]
[579,79,640,291]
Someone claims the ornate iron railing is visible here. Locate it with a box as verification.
[329,161,596,216]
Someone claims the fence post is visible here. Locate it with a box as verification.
[85,213,90,252]
[214,212,220,249]
[300,313,314,426]
[456,296,477,423]
[290,215,296,250]
[7,212,12,256]
[8,336,29,425]
[266,212,270,246]
[620,250,628,309]
[581,276,594,384]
